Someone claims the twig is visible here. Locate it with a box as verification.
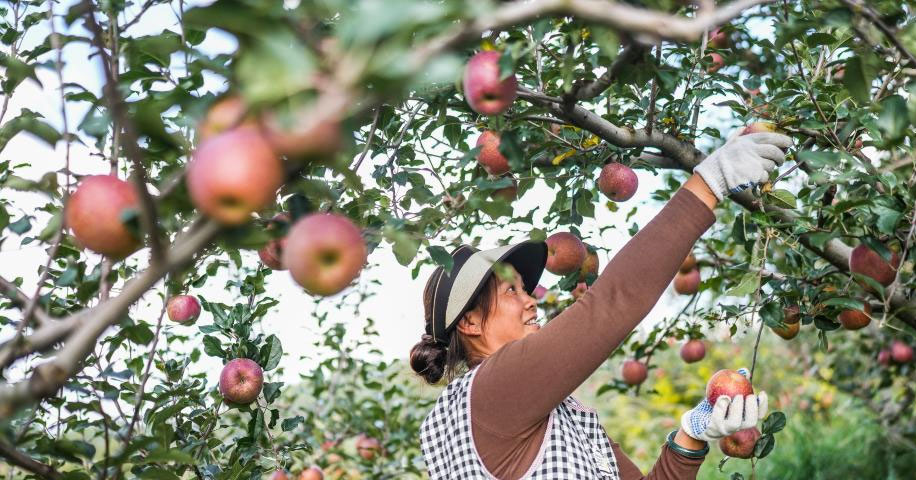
[352,108,380,172]
[840,0,916,67]
[0,439,63,480]
[123,297,169,442]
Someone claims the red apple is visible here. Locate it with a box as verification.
[719,427,760,459]
[680,340,706,363]
[166,295,201,325]
[849,243,900,288]
[463,50,518,116]
[282,213,367,296]
[771,320,800,340]
[533,285,547,300]
[838,302,872,330]
[783,305,801,324]
[355,434,381,460]
[571,282,588,300]
[187,127,284,225]
[673,269,701,295]
[706,52,724,73]
[476,130,510,175]
[578,246,599,281]
[490,176,518,202]
[705,369,754,405]
[197,95,254,142]
[269,470,290,480]
[298,467,323,480]
[597,163,638,201]
[621,359,648,386]
[707,27,729,49]
[832,66,845,81]
[741,121,779,135]
[891,340,913,363]
[66,175,141,259]
[545,232,587,275]
[219,358,264,404]
[680,253,697,273]
[877,349,891,366]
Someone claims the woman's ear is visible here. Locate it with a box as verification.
[456,310,483,337]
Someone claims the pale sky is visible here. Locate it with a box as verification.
[0,1,775,387]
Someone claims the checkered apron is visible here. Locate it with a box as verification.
[420,367,620,479]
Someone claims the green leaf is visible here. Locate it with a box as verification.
[0,204,9,232]
[765,189,796,209]
[428,245,454,272]
[202,335,225,358]
[138,448,195,465]
[0,52,40,91]
[754,433,775,459]
[874,206,902,235]
[877,95,910,142]
[725,272,759,297]
[761,411,786,434]
[10,216,33,234]
[236,30,316,103]
[263,381,283,404]
[281,415,305,432]
[822,297,863,310]
[498,48,515,81]
[259,334,283,371]
[0,109,61,153]
[387,228,419,266]
[843,56,873,104]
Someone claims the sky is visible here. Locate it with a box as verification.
[0,1,773,387]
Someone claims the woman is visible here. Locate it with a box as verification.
[411,131,792,479]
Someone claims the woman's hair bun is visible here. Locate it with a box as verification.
[410,334,447,384]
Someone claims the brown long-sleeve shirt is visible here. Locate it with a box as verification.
[471,187,717,479]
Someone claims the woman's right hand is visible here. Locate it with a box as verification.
[694,130,793,201]
[679,368,769,443]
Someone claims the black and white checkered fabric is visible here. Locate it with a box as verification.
[420,367,620,479]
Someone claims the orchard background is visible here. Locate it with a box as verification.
[1,0,915,478]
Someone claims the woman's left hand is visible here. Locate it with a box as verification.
[680,367,768,443]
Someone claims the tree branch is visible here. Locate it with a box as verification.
[79,2,166,265]
[840,0,916,67]
[574,43,648,101]
[0,218,222,419]
[0,277,55,326]
[0,439,63,480]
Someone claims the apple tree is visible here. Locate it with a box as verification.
[0,0,915,478]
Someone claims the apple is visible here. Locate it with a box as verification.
[187,127,284,225]
[490,176,518,202]
[219,358,264,404]
[679,253,697,273]
[706,52,724,73]
[282,213,368,296]
[705,369,753,405]
[597,163,638,202]
[621,359,648,386]
[258,213,292,270]
[741,121,779,135]
[770,320,800,340]
[707,27,729,49]
[463,50,518,116]
[355,434,381,460]
[545,232,587,275]
[259,107,342,159]
[66,175,142,259]
[877,349,891,366]
[269,470,290,480]
[853,137,864,150]
[476,131,510,175]
[673,269,701,295]
[571,282,588,300]
[680,339,706,363]
[197,95,254,142]
[298,467,323,480]
[783,305,801,324]
[849,243,900,288]
[832,66,845,81]
[578,246,599,281]
[891,340,913,363]
[838,302,872,330]
[719,427,760,459]
[166,295,201,324]
[533,285,548,300]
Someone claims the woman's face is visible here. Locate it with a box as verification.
[462,268,540,355]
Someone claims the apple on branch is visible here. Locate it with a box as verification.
[545,232,587,275]
[463,50,517,116]
[66,175,141,259]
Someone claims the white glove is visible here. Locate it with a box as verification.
[680,367,769,443]
[694,132,793,201]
